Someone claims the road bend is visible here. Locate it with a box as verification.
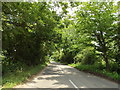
[15,61,119,89]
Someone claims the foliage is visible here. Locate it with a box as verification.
[75,2,118,70]
[60,51,75,64]
[69,63,120,81]
[2,2,60,75]
[74,47,97,65]
[50,2,119,73]
[109,62,120,73]
[2,63,47,88]
[2,2,120,85]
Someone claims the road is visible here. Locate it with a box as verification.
[15,61,119,89]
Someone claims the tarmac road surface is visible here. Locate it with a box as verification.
[15,61,119,89]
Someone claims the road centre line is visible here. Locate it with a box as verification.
[69,79,79,90]
[58,64,79,89]
[58,65,79,89]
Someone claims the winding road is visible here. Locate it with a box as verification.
[15,61,119,89]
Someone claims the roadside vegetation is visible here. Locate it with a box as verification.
[1,1,120,88]
[50,2,120,83]
[2,63,47,88]
[2,2,59,88]
[69,63,120,82]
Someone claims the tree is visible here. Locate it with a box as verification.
[2,2,61,74]
[75,2,117,70]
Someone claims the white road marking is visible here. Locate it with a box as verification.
[69,79,79,89]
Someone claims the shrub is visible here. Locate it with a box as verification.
[109,62,120,73]
[74,53,83,63]
[94,62,106,70]
[81,52,96,65]
[74,47,98,65]
[60,51,75,64]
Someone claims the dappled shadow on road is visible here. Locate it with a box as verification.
[35,64,88,88]
[41,65,64,75]
[15,62,119,88]
[35,62,119,88]
[34,63,73,88]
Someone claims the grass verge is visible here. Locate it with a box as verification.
[2,63,47,88]
[68,63,120,84]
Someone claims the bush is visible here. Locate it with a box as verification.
[69,63,120,81]
[82,52,95,65]
[2,63,47,88]
[109,62,120,73]
[2,60,26,76]
[94,62,106,70]
[74,53,83,63]
[74,47,97,65]
[61,51,75,64]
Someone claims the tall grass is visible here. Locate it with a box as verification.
[69,63,120,81]
[2,63,47,88]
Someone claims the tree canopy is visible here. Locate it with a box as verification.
[1,1,120,76]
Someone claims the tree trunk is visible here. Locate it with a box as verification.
[95,30,110,71]
[103,52,110,71]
